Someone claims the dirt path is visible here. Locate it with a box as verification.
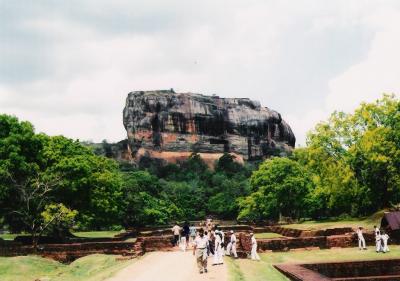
[107,251,228,281]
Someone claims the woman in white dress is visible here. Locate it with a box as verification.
[213,231,224,265]
[250,233,260,261]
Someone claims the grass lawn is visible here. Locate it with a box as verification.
[254,232,283,239]
[0,233,29,240]
[282,210,385,231]
[227,256,289,281]
[0,254,135,281]
[227,245,400,281]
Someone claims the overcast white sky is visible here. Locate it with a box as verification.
[1,0,400,145]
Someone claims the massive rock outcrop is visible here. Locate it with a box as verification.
[123,90,295,167]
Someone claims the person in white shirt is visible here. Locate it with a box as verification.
[193,228,209,274]
[381,231,390,253]
[250,232,260,261]
[213,231,224,265]
[171,223,181,247]
[375,234,382,252]
[374,226,381,252]
[374,225,380,236]
[226,235,232,256]
[180,232,187,252]
[220,230,225,256]
[356,227,367,250]
[189,224,197,243]
[229,230,238,258]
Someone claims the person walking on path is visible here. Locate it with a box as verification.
[193,228,209,274]
[214,225,226,256]
[250,233,260,261]
[180,228,187,252]
[208,230,215,256]
[227,230,238,258]
[356,227,367,250]
[183,221,190,246]
[172,223,181,247]
[189,223,197,243]
[213,231,224,265]
[381,231,390,253]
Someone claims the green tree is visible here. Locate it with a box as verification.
[0,115,124,232]
[300,94,400,216]
[207,172,250,219]
[238,157,311,221]
[0,115,43,211]
[120,171,181,226]
[215,153,242,176]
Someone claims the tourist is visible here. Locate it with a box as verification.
[250,232,260,261]
[374,225,381,237]
[172,222,181,247]
[183,221,190,246]
[226,234,232,255]
[189,223,197,243]
[207,218,213,232]
[193,228,209,274]
[356,227,367,250]
[374,226,381,252]
[208,230,215,256]
[213,230,224,265]
[220,230,226,256]
[375,231,382,253]
[227,230,238,258]
[381,231,390,253]
[180,228,187,252]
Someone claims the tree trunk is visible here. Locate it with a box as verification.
[32,233,38,252]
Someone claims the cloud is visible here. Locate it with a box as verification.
[326,8,400,113]
[1,1,400,145]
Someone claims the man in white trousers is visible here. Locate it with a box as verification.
[356,227,367,250]
[374,225,381,252]
[250,233,260,261]
[381,231,390,253]
[193,228,209,274]
[213,231,224,265]
[180,235,187,252]
[229,230,238,258]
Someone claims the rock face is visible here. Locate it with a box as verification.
[123,90,295,166]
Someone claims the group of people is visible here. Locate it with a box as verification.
[171,220,260,274]
[374,225,390,253]
[171,221,197,251]
[356,225,390,253]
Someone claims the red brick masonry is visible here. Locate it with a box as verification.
[0,235,174,263]
[275,259,400,281]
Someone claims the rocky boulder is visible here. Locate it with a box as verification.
[122,89,295,167]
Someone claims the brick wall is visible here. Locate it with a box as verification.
[304,259,400,278]
[238,233,359,253]
[0,240,139,263]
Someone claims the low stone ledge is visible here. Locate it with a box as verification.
[304,259,400,279]
[274,264,333,281]
[138,235,174,252]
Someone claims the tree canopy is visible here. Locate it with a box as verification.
[1,94,399,231]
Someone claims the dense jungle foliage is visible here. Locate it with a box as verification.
[0,94,399,236]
